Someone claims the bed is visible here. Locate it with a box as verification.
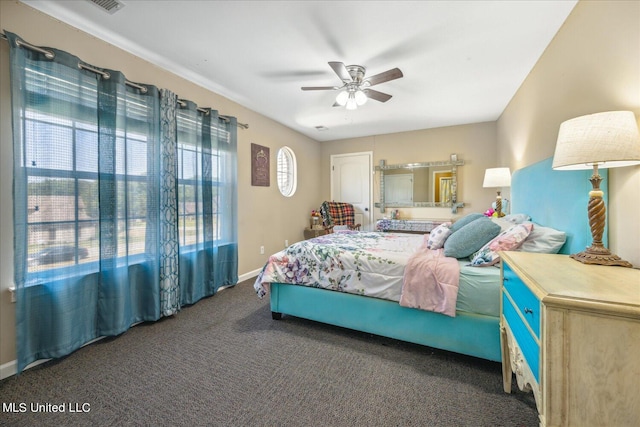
[254,157,604,362]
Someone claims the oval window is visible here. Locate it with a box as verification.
[276,146,297,197]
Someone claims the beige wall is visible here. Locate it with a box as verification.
[0,1,321,368]
[321,122,500,222]
[497,0,640,266]
[0,29,13,371]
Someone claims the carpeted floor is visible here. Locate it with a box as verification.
[0,278,538,427]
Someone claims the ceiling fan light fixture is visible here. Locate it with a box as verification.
[335,90,349,106]
[303,61,402,109]
[355,90,367,106]
[345,93,358,110]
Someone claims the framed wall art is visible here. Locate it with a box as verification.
[251,143,270,187]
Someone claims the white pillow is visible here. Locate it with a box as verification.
[491,217,514,232]
[503,213,531,224]
[517,222,566,254]
[426,222,452,250]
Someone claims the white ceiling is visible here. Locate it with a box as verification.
[20,0,577,142]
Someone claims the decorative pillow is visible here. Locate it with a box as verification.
[426,222,452,250]
[491,217,515,232]
[470,222,534,266]
[517,222,566,254]
[444,217,501,259]
[450,213,484,233]
[503,213,531,224]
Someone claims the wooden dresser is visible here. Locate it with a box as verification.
[500,251,640,427]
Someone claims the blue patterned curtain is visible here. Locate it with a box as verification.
[159,89,180,316]
[7,32,237,373]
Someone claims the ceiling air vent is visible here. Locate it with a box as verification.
[85,0,125,14]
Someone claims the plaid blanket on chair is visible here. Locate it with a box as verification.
[320,201,356,227]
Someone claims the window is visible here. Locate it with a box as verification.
[21,66,156,276]
[24,110,99,273]
[276,146,297,197]
[176,110,230,248]
[9,32,239,373]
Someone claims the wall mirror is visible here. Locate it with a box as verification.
[374,155,464,213]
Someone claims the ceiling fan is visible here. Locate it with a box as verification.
[301,62,403,110]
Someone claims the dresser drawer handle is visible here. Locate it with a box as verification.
[524,307,534,315]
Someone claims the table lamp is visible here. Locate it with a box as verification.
[552,111,640,267]
[483,167,511,217]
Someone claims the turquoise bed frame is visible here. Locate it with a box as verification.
[270,157,603,362]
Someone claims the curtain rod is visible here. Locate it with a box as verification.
[1,32,249,130]
[175,100,248,129]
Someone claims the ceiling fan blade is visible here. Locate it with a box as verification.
[301,86,338,91]
[363,89,392,103]
[329,61,352,83]
[365,68,403,86]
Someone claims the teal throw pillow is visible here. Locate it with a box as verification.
[444,217,501,259]
[450,212,484,233]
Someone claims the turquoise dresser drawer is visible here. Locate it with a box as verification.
[503,293,540,383]
[503,263,540,338]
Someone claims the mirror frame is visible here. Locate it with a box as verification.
[374,156,465,213]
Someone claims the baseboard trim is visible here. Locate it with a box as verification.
[1,357,49,381]
[0,359,17,380]
[238,268,260,283]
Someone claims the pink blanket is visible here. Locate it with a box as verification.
[400,248,460,317]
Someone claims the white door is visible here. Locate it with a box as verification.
[330,152,372,230]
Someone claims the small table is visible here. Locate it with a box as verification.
[303,228,328,240]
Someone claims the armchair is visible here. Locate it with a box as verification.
[319,201,361,233]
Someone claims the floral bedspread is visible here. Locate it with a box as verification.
[254,231,424,302]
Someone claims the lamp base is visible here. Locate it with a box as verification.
[495,193,505,217]
[570,167,633,268]
[570,245,632,268]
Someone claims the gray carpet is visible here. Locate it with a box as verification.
[0,278,538,427]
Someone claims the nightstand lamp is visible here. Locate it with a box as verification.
[552,110,640,267]
[483,167,511,217]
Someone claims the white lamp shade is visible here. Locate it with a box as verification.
[483,167,511,188]
[552,111,640,170]
[354,90,367,106]
[335,91,349,106]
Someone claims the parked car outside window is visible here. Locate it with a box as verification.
[28,246,89,266]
